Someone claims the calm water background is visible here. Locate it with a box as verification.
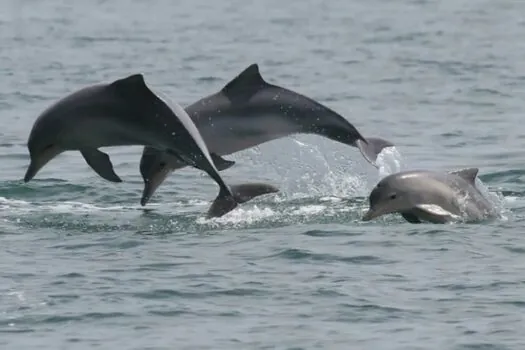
[1,0,525,349]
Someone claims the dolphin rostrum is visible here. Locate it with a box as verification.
[362,168,498,224]
[139,63,395,206]
[23,74,278,218]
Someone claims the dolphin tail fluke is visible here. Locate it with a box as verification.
[355,137,396,168]
[206,183,279,218]
[210,153,236,171]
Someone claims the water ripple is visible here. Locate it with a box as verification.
[270,248,393,265]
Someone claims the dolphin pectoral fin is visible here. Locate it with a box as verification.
[449,168,479,185]
[210,153,235,171]
[413,204,460,224]
[355,137,396,167]
[401,212,422,224]
[80,148,122,183]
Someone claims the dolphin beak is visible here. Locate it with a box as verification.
[362,205,392,222]
[363,201,410,221]
[23,147,60,182]
[140,165,171,206]
[24,161,38,182]
[362,207,379,221]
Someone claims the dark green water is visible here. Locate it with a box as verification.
[1,0,525,349]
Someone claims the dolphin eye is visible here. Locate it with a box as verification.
[389,194,397,200]
[44,144,54,150]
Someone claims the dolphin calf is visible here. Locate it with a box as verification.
[139,63,395,206]
[362,168,498,224]
[23,74,278,218]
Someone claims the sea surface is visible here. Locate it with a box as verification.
[1,0,525,349]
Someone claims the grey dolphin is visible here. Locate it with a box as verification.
[362,168,498,224]
[23,74,278,218]
[139,63,395,206]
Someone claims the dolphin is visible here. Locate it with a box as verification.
[139,63,395,206]
[23,74,279,218]
[362,168,498,224]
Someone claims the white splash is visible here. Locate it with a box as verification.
[319,196,343,203]
[376,146,404,179]
[0,197,130,214]
[196,206,277,227]
[270,137,367,198]
[474,177,507,218]
[291,204,326,215]
[292,139,308,147]
[195,200,363,227]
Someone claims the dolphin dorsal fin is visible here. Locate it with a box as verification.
[221,64,268,101]
[110,74,149,97]
[450,167,479,184]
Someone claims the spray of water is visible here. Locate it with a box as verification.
[376,146,404,179]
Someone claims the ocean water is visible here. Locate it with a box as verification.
[1,0,525,349]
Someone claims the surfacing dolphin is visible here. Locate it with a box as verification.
[23,74,278,218]
[139,63,395,206]
[362,168,498,224]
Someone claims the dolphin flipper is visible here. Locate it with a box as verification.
[355,137,396,168]
[207,183,279,218]
[401,212,422,224]
[210,153,235,171]
[80,148,122,183]
[412,204,460,224]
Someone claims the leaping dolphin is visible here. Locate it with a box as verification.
[362,168,498,224]
[23,74,279,218]
[139,63,395,206]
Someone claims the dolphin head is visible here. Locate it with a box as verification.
[139,148,174,206]
[23,85,112,183]
[362,173,423,221]
[24,104,68,182]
